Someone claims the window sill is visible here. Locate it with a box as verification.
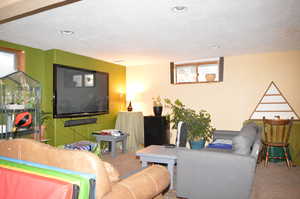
[174,81,221,85]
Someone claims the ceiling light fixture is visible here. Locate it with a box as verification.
[210,44,221,49]
[60,30,74,36]
[172,6,188,13]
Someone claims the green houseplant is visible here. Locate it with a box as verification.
[164,99,214,149]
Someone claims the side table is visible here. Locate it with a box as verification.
[136,145,177,189]
[115,112,144,152]
[92,133,128,158]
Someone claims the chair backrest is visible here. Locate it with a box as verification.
[176,121,188,147]
[262,117,293,145]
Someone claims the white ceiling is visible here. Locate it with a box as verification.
[0,0,300,66]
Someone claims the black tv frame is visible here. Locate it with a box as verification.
[53,64,109,118]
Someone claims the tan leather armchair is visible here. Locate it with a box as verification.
[0,139,170,199]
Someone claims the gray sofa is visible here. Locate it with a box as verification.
[176,122,262,199]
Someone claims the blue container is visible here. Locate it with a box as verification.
[190,139,205,149]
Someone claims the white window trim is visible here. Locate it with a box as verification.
[170,57,224,84]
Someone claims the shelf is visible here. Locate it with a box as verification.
[0,108,36,113]
[255,110,293,112]
[260,102,286,104]
[0,128,38,139]
[265,94,281,96]
[250,82,300,120]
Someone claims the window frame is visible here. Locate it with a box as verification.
[170,57,224,84]
[0,46,25,72]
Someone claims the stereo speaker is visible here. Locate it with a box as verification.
[64,118,97,127]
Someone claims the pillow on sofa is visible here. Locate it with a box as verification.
[239,122,258,142]
[232,123,258,155]
[232,135,252,155]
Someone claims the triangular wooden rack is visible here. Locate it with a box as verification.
[249,81,299,120]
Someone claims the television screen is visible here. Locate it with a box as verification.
[53,64,109,118]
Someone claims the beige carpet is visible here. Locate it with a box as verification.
[103,151,300,199]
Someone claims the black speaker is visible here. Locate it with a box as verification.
[64,118,97,127]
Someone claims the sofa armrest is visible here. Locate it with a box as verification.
[103,165,170,199]
[176,148,256,199]
[213,130,240,140]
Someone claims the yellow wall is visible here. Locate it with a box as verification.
[126,50,300,130]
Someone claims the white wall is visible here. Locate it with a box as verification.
[126,50,300,130]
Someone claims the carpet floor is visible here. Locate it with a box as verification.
[102,151,300,199]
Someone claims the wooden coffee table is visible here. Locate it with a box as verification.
[136,145,177,189]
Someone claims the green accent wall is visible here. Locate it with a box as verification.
[0,40,126,146]
[44,49,126,146]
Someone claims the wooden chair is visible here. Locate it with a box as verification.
[262,116,293,168]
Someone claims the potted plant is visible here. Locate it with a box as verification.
[152,96,163,116]
[164,99,214,149]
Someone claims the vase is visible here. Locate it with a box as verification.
[190,139,205,149]
[153,106,163,116]
[205,73,216,82]
[127,101,133,112]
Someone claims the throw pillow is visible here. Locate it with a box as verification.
[232,135,252,155]
[239,122,258,143]
[233,123,258,155]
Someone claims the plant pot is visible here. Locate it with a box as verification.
[205,73,216,82]
[153,106,163,116]
[40,125,46,140]
[190,139,205,149]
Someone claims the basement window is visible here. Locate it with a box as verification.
[0,47,25,77]
[170,57,224,84]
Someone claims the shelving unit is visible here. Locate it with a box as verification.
[250,81,299,120]
[0,71,41,139]
[144,116,170,147]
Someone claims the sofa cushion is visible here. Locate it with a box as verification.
[239,122,258,142]
[232,123,258,155]
[232,135,252,155]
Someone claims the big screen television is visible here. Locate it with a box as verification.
[53,64,109,118]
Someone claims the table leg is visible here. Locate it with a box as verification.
[167,163,174,190]
[111,140,116,158]
[141,161,148,168]
[122,136,127,153]
[108,142,112,152]
[98,140,102,157]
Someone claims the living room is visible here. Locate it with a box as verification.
[1,1,300,199]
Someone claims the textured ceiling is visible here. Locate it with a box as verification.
[0,0,300,66]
